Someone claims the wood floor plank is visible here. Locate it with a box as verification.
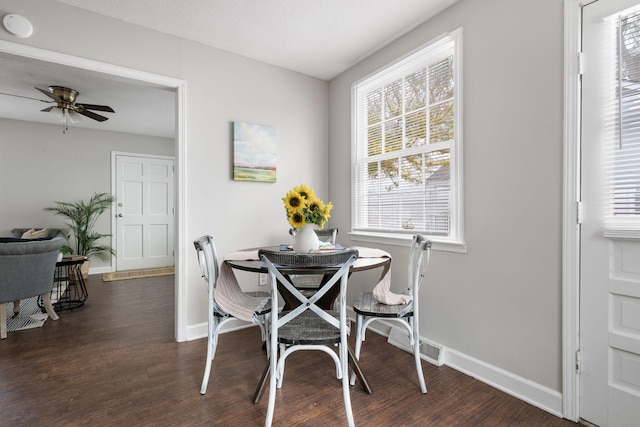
[0,274,580,426]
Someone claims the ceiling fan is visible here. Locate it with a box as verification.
[35,85,115,122]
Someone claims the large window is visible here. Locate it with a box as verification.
[351,29,463,248]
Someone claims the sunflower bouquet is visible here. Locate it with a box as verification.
[282,184,333,230]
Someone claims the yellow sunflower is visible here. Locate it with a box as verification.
[323,202,333,219]
[307,197,323,213]
[289,210,306,228]
[293,184,315,201]
[282,189,303,211]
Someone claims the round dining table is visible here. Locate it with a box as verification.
[224,245,392,400]
[224,246,391,311]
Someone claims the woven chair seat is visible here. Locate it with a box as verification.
[278,310,340,345]
[211,290,271,318]
[353,291,413,318]
[246,290,271,300]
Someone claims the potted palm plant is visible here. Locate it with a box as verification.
[45,192,116,278]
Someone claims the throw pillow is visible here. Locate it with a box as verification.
[21,227,50,239]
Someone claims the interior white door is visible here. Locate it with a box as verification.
[115,154,175,271]
[581,1,640,425]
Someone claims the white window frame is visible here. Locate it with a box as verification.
[350,28,465,253]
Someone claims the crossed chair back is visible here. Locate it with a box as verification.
[350,234,431,393]
[314,227,338,244]
[259,248,358,427]
[193,235,270,394]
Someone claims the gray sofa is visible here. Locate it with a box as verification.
[0,236,65,339]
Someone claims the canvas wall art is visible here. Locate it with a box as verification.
[233,121,277,182]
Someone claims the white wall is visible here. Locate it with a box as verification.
[0,118,174,270]
[329,0,564,405]
[0,0,329,330]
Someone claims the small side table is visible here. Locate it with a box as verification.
[49,256,88,312]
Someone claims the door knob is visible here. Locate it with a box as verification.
[117,213,123,217]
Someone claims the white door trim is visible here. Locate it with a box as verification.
[562,0,582,422]
[0,39,188,342]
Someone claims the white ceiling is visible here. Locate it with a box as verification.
[54,0,458,81]
[0,0,457,138]
[0,53,176,138]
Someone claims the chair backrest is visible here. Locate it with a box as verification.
[259,249,358,327]
[289,227,339,245]
[0,236,65,303]
[315,228,338,244]
[407,234,432,307]
[193,235,222,312]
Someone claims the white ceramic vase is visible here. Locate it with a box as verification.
[293,224,320,253]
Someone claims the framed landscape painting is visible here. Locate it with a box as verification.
[233,121,277,182]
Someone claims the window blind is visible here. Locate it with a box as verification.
[603,7,640,230]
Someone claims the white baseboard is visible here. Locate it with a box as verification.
[88,266,112,275]
[185,318,255,342]
[445,348,563,417]
[346,307,563,419]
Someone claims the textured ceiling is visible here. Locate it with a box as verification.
[0,0,458,137]
[53,0,459,80]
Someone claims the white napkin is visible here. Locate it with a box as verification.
[352,246,412,305]
[214,250,267,322]
[223,250,260,261]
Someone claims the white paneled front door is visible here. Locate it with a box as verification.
[581,1,640,425]
[115,154,175,271]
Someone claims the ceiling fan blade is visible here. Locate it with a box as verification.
[76,103,114,113]
[76,109,109,122]
[35,87,60,102]
[40,106,54,112]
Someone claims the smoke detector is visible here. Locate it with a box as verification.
[3,14,33,38]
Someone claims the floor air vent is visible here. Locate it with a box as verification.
[387,326,445,366]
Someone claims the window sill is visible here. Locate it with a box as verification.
[603,228,640,240]
[349,231,467,253]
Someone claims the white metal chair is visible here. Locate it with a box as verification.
[194,235,270,394]
[259,248,358,427]
[350,234,431,393]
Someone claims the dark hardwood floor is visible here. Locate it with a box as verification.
[0,274,580,426]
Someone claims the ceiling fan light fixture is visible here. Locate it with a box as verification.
[68,110,82,124]
[48,106,77,134]
[48,107,64,122]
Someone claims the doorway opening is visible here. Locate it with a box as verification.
[0,40,188,341]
